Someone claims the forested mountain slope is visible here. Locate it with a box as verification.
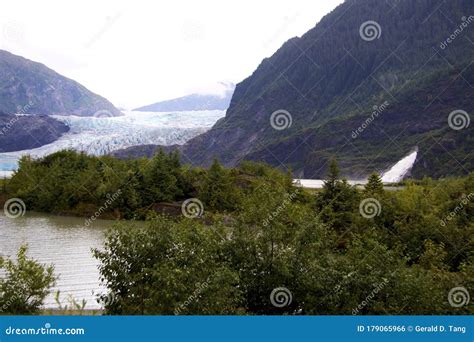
[176,0,473,178]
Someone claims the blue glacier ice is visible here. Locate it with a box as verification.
[0,110,225,176]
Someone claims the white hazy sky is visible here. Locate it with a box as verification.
[0,0,343,109]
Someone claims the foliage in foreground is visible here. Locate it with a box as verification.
[94,165,473,315]
[4,150,473,315]
[0,246,56,314]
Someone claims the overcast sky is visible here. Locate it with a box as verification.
[1,0,343,109]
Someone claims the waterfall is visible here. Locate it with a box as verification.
[381,149,418,183]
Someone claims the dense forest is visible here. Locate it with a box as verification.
[156,0,474,179]
[1,150,473,314]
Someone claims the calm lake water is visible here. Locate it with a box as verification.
[0,212,115,310]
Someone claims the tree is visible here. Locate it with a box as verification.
[200,159,238,211]
[142,150,182,203]
[0,245,56,314]
[323,158,341,198]
[316,159,358,231]
[92,171,474,315]
[93,217,242,314]
[365,173,384,195]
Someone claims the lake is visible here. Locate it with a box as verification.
[0,212,114,310]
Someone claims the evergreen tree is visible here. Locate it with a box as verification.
[201,159,236,211]
[365,173,384,195]
[142,149,181,203]
[323,158,340,197]
[316,159,358,231]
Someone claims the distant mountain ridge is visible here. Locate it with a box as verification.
[134,86,234,112]
[0,50,121,116]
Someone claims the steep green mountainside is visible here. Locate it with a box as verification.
[0,50,121,116]
[176,0,473,178]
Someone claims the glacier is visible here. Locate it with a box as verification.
[0,110,225,176]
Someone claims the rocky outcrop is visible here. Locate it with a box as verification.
[0,112,69,152]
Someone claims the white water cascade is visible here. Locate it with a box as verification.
[381,149,418,183]
[296,149,418,189]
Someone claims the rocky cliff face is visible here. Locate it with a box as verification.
[172,0,473,178]
[0,50,121,117]
[0,112,69,152]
